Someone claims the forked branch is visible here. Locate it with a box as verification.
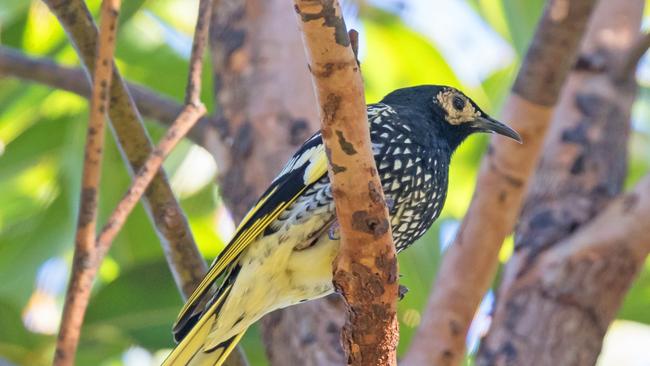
[43,0,206,302]
[402,0,599,365]
[54,1,121,364]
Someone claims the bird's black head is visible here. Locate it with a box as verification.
[380,85,521,150]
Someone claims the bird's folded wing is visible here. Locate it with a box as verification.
[173,133,328,329]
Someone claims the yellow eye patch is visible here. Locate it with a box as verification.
[435,89,481,125]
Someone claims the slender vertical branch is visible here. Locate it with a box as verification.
[54,1,121,365]
[293,1,398,365]
[402,1,599,365]
[96,0,212,254]
[43,0,206,300]
[97,104,206,254]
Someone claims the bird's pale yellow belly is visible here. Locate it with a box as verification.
[206,215,338,347]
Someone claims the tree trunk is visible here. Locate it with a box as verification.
[206,0,346,364]
[476,0,646,365]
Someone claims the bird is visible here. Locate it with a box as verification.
[162,85,521,366]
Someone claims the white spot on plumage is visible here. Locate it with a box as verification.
[390,180,401,191]
[394,160,402,169]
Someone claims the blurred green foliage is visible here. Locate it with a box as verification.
[0,1,648,365]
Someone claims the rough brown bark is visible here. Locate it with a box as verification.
[261,295,346,365]
[477,1,646,364]
[54,1,121,364]
[477,174,650,366]
[293,1,398,365]
[0,46,222,144]
[207,0,320,217]
[402,1,599,365]
[206,1,346,365]
[43,0,207,299]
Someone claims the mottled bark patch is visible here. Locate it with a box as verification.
[78,187,97,227]
[295,0,350,47]
[331,162,347,174]
[622,192,639,213]
[368,181,384,205]
[335,130,357,155]
[374,254,397,284]
[351,210,389,237]
[322,93,342,124]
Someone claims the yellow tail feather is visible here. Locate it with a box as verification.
[162,321,246,366]
[163,284,246,366]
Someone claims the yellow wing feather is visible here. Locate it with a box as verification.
[174,142,328,328]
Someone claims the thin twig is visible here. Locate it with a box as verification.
[0,46,226,145]
[43,0,207,300]
[54,1,121,365]
[94,0,212,259]
[97,104,206,255]
[614,32,650,84]
[185,0,212,106]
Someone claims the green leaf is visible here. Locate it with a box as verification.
[0,298,51,366]
[361,10,462,103]
[83,261,183,351]
[618,258,650,324]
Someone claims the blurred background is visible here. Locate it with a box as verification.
[0,0,649,365]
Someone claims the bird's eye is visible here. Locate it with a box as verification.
[452,96,465,111]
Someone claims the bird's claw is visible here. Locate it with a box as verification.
[328,221,340,240]
[385,196,395,211]
[398,284,409,301]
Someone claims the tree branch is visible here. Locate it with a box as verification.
[477,1,645,364]
[54,1,121,364]
[0,46,225,145]
[96,0,212,278]
[479,173,650,365]
[293,1,398,365]
[402,1,599,365]
[204,0,345,363]
[43,0,206,300]
[614,31,650,84]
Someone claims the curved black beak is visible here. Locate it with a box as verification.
[471,116,522,143]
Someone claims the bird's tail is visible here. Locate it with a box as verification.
[161,321,245,366]
[162,280,247,366]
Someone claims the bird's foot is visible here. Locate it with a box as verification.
[328,220,340,240]
[385,196,395,211]
[398,284,409,301]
